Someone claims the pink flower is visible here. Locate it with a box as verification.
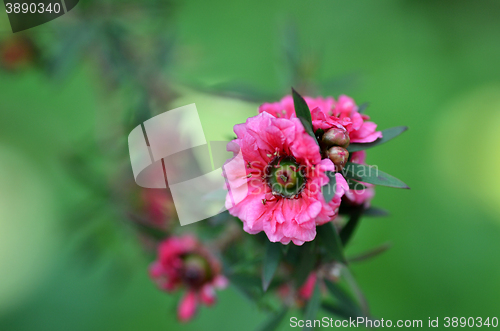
[343,151,375,206]
[259,95,382,144]
[149,236,227,322]
[224,112,348,245]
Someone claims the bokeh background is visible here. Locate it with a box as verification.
[1,0,500,330]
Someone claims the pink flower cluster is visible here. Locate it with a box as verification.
[259,95,381,143]
[149,236,227,322]
[225,94,380,245]
[225,111,349,245]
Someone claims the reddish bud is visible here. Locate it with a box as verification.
[322,127,350,148]
[326,146,349,171]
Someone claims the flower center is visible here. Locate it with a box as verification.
[182,254,211,288]
[265,156,306,198]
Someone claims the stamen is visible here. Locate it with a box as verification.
[264,155,307,199]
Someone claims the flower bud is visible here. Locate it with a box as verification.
[321,127,350,148]
[183,254,211,288]
[326,146,349,171]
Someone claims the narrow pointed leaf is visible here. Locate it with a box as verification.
[258,307,288,331]
[347,242,392,263]
[281,244,290,256]
[228,273,263,301]
[292,87,312,124]
[294,242,317,287]
[317,222,346,264]
[339,204,389,218]
[262,241,282,291]
[303,281,321,331]
[322,303,357,320]
[363,206,389,217]
[324,279,362,317]
[322,171,337,203]
[348,126,408,152]
[298,118,317,144]
[342,268,370,317]
[346,178,367,190]
[292,88,318,144]
[339,206,363,246]
[357,102,369,114]
[343,163,409,189]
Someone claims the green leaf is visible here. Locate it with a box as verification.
[348,126,408,152]
[294,242,317,288]
[303,281,321,331]
[341,268,370,317]
[228,273,263,301]
[314,128,325,142]
[298,118,318,145]
[339,204,389,218]
[343,163,409,189]
[292,87,318,144]
[322,171,337,203]
[347,242,392,263]
[258,307,288,331]
[324,279,362,318]
[316,223,346,264]
[339,207,363,246]
[281,244,290,256]
[322,303,356,320]
[357,102,369,114]
[262,242,282,292]
[363,206,389,217]
[346,178,367,190]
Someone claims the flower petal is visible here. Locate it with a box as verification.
[178,290,198,322]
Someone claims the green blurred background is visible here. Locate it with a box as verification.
[1,0,500,330]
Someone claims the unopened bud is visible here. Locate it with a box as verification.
[183,254,211,288]
[326,146,349,171]
[322,127,350,148]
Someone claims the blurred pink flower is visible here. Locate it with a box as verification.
[224,112,348,245]
[149,236,227,322]
[259,95,382,143]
